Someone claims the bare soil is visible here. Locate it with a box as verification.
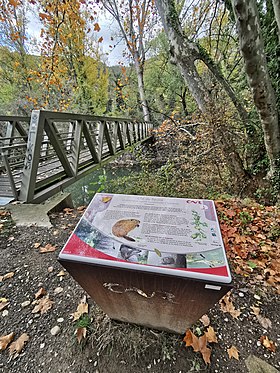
[0,207,279,373]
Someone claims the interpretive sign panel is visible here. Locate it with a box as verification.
[59,193,231,283]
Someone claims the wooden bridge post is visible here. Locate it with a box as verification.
[4,120,15,157]
[19,110,46,203]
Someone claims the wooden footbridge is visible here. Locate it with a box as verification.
[0,110,152,204]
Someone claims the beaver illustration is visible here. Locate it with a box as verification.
[112,219,140,241]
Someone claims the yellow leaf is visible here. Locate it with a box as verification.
[0,332,14,351]
[9,333,29,356]
[101,197,112,203]
[154,248,162,257]
[0,298,9,311]
[227,346,239,360]
[57,270,66,277]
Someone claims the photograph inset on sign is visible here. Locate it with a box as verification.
[186,248,225,269]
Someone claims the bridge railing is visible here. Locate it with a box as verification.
[0,117,30,198]
[0,110,152,203]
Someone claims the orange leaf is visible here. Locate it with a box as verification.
[0,332,14,351]
[184,330,211,364]
[259,336,276,352]
[227,345,239,360]
[8,0,20,7]
[39,12,51,21]
[98,36,103,43]
[205,326,218,343]
[198,334,211,364]
[76,327,87,344]
[94,23,100,32]
[9,333,29,356]
[183,329,193,347]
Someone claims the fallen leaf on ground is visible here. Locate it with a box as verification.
[33,242,41,249]
[9,333,29,357]
[219,292,241,319]
[39,244,56,253]
[0,272,15,282]
[0,298,9,311]
[199,314,210,327]
[227,345,239,360]
[72,297,88,321]
[259,336,276,352]
[184,329,199,350]
[32,296,54,314]
[35,287,47,299]
[251,306,272,329]
[205,326,218,343]
[54,287,63,294]
[0,332,14,350]
[183,329,211,364]
[76,327,87,344]
[198,334,211,364]
[57,270,66,277]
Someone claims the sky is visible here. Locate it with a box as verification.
[27,9,127,66]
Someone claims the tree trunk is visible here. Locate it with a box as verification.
[180,87,189,116]
[100,0,152,123]
[231,0,280,175]
[155,0,249,185]
[197,45,249,124]
[272,0,280,44]
[154,0,248,124]
[154,0,211,113]
[134,54,151,122]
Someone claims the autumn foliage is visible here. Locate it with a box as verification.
[215,199,280,294]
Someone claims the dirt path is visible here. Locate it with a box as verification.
[0,204,279,372]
